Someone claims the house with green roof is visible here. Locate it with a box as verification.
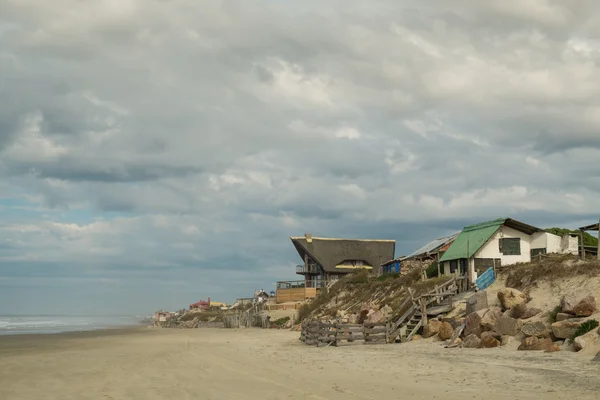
[439,218,578,283]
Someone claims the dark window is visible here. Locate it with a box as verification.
[474,258,502,273]
[499,238,521,255]
[449,260,458,273]
[531,248,546,257]
[459,259,468,276]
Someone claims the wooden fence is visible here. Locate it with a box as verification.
[301,320,388,346]
[223,309,270,329]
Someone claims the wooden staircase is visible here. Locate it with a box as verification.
[387,276,469,343]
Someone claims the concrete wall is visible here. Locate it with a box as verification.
[545,233,563,253]
[476,225,532,264]
[561,235,579,255]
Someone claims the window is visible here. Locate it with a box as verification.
[499,238,521,255]
[449,260,458,273]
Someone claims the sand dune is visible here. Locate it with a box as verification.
[1,327,599,399]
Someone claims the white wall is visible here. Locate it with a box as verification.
[545,233,563,253]
[531,232,547,249]
[475,225,532,265]
[561,235,579,255]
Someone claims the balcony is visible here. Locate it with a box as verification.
[296,264,320,275]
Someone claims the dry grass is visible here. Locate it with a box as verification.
[505,254,600,291]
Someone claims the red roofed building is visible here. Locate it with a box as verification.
[189,297,211,310]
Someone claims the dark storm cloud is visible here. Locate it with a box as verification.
[2,0,600,313]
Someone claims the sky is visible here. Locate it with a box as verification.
[2,0,600,315]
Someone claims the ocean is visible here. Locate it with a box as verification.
[0,315,147,335]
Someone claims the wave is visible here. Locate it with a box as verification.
[0,315,140,335]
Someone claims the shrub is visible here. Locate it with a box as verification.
[347,270,370,284]
[296,304,311,323]
[271,316,291,327]
[377,272,400,281]
[425,262,439,278]
[548,305,562,323]
[570,319,599,341]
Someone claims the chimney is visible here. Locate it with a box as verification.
[305,233,312,243]
[208,297,211,305]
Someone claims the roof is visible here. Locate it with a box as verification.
[382,232,460,266]
[439,218,543,262]
[190,300,209,307]
[290,236,395,273]
[579,222,600,231]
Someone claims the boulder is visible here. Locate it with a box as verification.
[508,304,542,319]
[521,321,551,338]
[463,312,482,338]
[366,310,384,324]
[518,336,553,351]
[551,318,587,339]
[423,320,442,338]
[411,334,423,341]
[593,351,600,362]
[561,292,595,316]
[501,335,513,347]
[466,291,488,315]
[497,288,529,311]
[481,331,502,342]
[544,344,561,353]
[381,305,393,318]
[495,315,520,336]
[438,322,454,341]
[573,337,586,352]
[573,296,597,317]
[556,313,572,322]
[480,308,503,331]
[481,335,501,348]
[463,334,482,349]
[442,317,460,330]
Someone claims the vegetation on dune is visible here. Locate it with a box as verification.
[505,254,600,290]
[545,227,598,247]
[570,319,599,341]
[296,267,454,323]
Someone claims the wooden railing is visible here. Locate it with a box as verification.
[301,320,388,347]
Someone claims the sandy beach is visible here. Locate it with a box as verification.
[1,327,600,399]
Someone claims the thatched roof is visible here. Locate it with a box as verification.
[290,235,395,273]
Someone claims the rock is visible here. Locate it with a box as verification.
[573,296,597,317]
[481,331,502,341]
[411,334,423,341]
[463,334,482,349]
[592,351,600,362]
[423,320,442,338]
[495,315,520,336]
[498,288,529,311]
[464,312,482,338]
[501,335,513,346]
[438,322,454,341]
[544,344,561,353]
[446,337,462,348]
[521,321,551,338]
[366,310,384,324]
[573,337,586,352]
[480,308,503,331]
[518,336,553,351]
[381,305,393,318]
[561,292,595,315]
[442,317,459,330]
[507,305,540,320]
[509,303,528,319]
[551,318,587,339]
[466,291,488,315]
[481,335,501,348]
[556,313,572,322]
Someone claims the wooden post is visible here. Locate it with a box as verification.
[420,297,428,327]
[597,220,600,261]
[581,229,586,260]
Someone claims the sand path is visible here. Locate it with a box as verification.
[1,328,600,399]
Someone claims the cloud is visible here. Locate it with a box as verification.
[1,0,600,313]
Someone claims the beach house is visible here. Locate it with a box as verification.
[274,234,395,303]
[439,218,578,283]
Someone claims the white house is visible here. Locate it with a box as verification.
[439,218,578,283]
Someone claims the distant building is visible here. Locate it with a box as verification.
[440,218,578,283]
[291,233,396,286]
[380,232,459,275]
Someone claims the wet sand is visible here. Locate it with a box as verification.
[1,327,600,399]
